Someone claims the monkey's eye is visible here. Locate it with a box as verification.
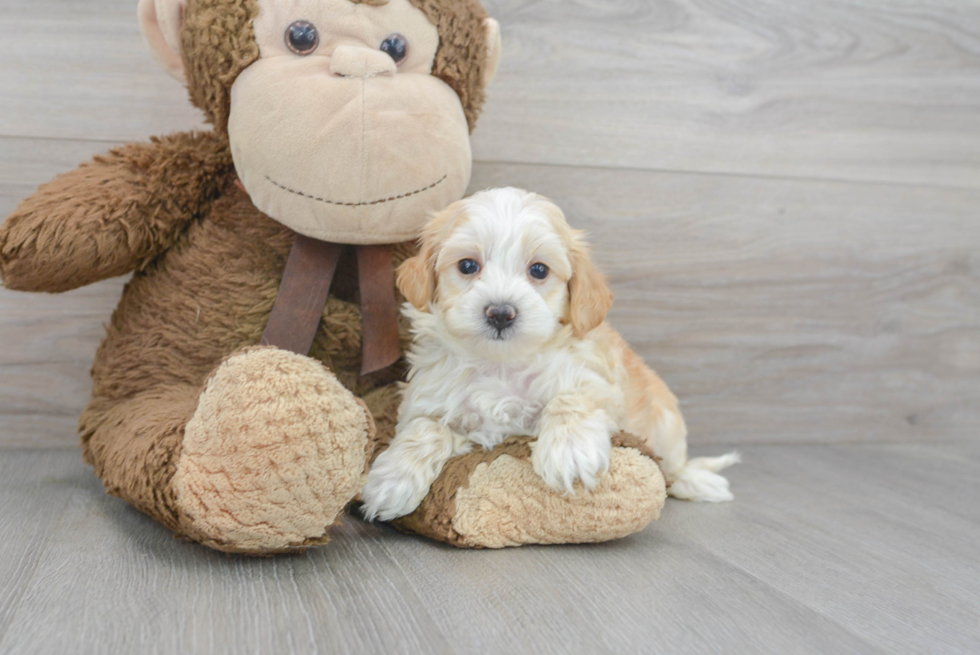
[529,263,550,280]
[458,259,481,276]
[380,34,409,64]
[285,21,319,55]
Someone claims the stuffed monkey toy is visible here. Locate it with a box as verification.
[0,0,666,554]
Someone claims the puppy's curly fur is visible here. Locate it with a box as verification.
[361,188,738,521]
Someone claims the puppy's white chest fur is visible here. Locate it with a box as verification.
[446,361,546,449]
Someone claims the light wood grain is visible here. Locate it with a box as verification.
[373,519,883,655]
[658,442,980,654]
[1,1,979,187]
[475,0,980,188]
[0,451,80,642]
[1,444,978,654]
[0,2,204,142]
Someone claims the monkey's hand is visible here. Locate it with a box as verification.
[0,131,233,293]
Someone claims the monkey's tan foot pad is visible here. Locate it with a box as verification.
[173,347,374,555]
[393,433,666,549]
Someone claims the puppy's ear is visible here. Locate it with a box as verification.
[397,200,467,311]
[396,251,434,310]
[568,232,613,337]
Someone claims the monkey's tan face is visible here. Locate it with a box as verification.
[228,0,473,244]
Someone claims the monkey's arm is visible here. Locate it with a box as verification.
[0,131,233,293]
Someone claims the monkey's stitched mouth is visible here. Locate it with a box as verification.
[265,174,448,207]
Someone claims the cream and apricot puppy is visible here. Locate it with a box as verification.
[360,188,738,522]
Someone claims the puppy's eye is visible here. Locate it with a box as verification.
[286,21,319,55]
[458,259,481,276]
[529,263,550,280]
[380,34,409,64]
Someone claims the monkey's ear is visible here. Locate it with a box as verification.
[138,0,186,81]
[482,18,503,87]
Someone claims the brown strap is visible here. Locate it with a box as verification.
[357,244,402,375]
[261,235,342,355]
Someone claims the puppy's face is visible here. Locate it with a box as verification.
[398,188,613,359]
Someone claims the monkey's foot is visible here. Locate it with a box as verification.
[172,347,373,555]
[393,433,666,548]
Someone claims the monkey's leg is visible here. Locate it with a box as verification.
[392,433,667,549]
[81,384,201,535]
[82,347,373,555]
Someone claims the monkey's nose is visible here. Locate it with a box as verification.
[485,305,518,332]
[330,45,397,79]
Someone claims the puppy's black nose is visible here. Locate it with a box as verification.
[485,304,518,331]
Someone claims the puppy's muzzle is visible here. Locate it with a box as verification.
[485,304,518,332]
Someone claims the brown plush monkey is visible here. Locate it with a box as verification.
[0,0,666,554]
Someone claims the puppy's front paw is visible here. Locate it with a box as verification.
[360,455,431,522]
[532,423,612,494]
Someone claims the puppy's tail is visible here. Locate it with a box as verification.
[667,452,741,502]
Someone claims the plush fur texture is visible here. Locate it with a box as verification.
[362,188,737,523]
[181,0,262,133]
[0,132,233,292]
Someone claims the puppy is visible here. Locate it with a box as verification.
[360,188,738,522]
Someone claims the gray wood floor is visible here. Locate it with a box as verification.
[1,0,979,653]
[0,442,978,654]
